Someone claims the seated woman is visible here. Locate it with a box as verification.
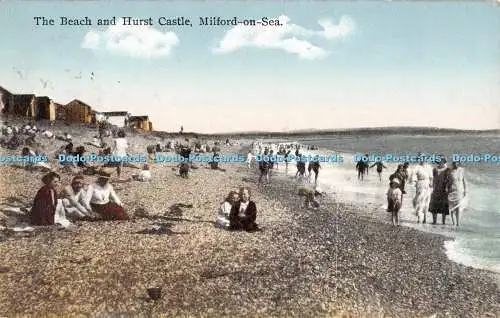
[88,168,128,220]
[216,190,239,229]
[132,164,151,182]
[5,133,21,150]
[229,187,259,231]
[61,175,94,220]
[31,172,61,225]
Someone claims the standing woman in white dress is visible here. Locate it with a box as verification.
[446,161,467,226]
[112,130,128,179]
[410,158,434,223]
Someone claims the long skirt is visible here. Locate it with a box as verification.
[448,192,468,213]
[91,202,128,220]
[429,191,449,215]
[413,181,431,217]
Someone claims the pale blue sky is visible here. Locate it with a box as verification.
[0,1,499,133]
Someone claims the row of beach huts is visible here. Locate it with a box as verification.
[0,86,153,131]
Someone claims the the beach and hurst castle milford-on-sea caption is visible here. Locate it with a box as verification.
[33,16,283,27]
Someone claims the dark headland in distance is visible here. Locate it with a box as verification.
[152,126,500,139]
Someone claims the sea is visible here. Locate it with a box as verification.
[275,134,499,275]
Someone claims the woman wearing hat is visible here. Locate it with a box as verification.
[88,168,128,220]
[410,156,433,224]
[429,157,449,225]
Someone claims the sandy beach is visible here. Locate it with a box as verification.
[0,126,499,317]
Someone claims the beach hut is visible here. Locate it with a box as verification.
[129,115,151,131]
[7,94,37,118]
[35,96,56,121]
[0,86,13,114]
[55,103,66,121]
[64,99,93,124]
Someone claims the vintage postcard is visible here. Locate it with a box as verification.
[0,0,499,317]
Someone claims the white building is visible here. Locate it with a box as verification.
[94,112,106,122]
[102,111,129,128]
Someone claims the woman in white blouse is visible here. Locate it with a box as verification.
[88,168,128,220]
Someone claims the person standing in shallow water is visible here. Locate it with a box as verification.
[401,162,409,194]
[387,178,403,226]
[356,158,366,181]
[370,160,387,182]
[389,165,406,200]
[446,161,467,226]
[429,158,449,225]
[410,158,433,224]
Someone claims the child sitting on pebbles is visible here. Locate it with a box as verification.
[298,186,321,210]
[215,190,239,229]
[387,178,403,226]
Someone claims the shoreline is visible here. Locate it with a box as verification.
[279,141,500,277]
[241,158,500,316]
[0,137,498,316]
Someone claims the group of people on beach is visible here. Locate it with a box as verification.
[356,156,388,182]
[216,187,259,231]
[248,142,321,187]
[17,121,256,231]
[249,141,324,210]
[385,157,467,227]
[31,169,127,226]
[4,118,469,232]
[12,125,152,227]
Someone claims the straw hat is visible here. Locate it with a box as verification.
[96,168,113,178]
